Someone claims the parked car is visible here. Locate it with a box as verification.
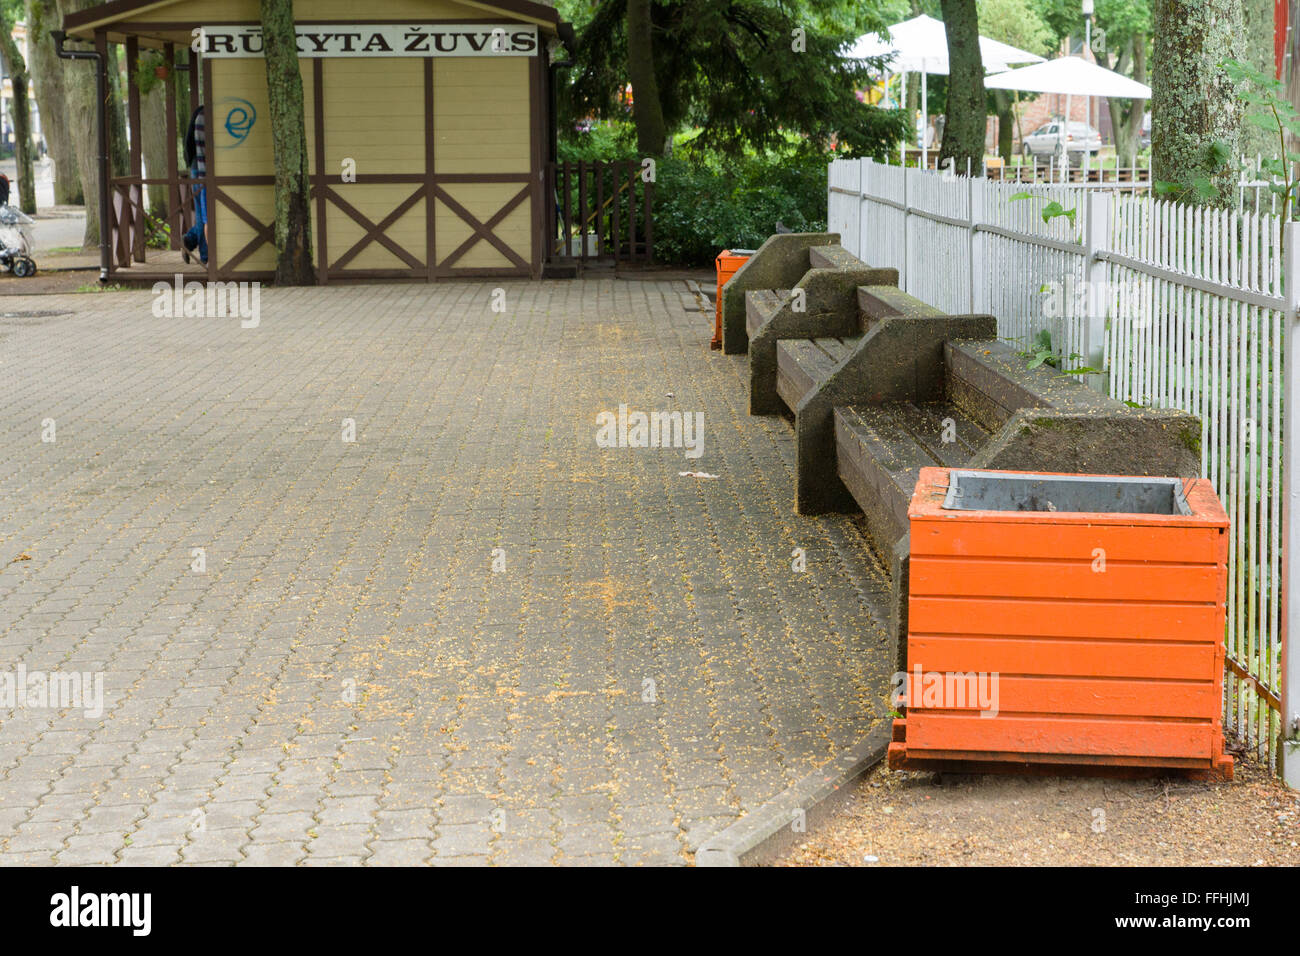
[1021,120,1102,163]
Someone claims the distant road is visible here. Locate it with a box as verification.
[0,155,89,253]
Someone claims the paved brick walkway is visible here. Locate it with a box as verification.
[0,278,891,865]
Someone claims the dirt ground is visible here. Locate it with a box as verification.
[776,757,1300,866]
[0,251,101,295]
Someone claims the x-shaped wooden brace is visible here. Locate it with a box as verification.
[433,183,531,271]
[320,184,427,272]
[211,186,276,274]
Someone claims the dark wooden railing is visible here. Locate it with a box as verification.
[547,160,653,265]
[109,175,199,269]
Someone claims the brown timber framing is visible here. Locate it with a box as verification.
[424,56,436,282]
[202,51,216,282]
[63,0,564,34]
[311,59,327,284]
[164,42,180,251]
[72,4,567,285]
[530,46,544,277]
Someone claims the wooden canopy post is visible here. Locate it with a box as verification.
[164,41,180,250]
[126,35,144,262]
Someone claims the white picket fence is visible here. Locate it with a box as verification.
[828,158,1298,777]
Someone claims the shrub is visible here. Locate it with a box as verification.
[554,121,835,267]
[651,153,829,266]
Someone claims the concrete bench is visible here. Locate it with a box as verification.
[734,229,1205,664]
[767,283,997,513]
[744,247,897,417]
[721,232,899,355]
[834,336,1201,547]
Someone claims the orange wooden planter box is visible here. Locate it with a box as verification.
[889,467,1233,779]
[712,249,752,350]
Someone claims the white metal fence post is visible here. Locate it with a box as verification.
[901,167,910,294]
[1083,190,1111,395]
[858,158,867,263]
[1283,220,1300,788]
[968,175,984,313]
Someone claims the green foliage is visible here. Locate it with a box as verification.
[558,122,638,164]
[1023,328,1058,369]
[1038,0,1150,54]
[1009,191,1077,228]
[976,0,1053,56]
[1152,138,1234,205]
[1016,329,1100,375]
[143,211,170,250]
[651,149,831,265]
[1221,58,1300,219]
[134,49,168,98]
[563,0,907,159]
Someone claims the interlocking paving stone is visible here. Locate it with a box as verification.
[0,279,891,865]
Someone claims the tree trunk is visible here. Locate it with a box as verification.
[1151,0,1244,205]
[1104,39,1144,168]
[26,0,81,205]
[106,44,129,178]
[626,0,667,155]
[994,91,1013,164]
[141,76,169,219]
[54,0,103,247]
[0,8,37,213]
[938,0,986,174]
[260,0,315,284]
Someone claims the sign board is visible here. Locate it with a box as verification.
[199,24,540,58]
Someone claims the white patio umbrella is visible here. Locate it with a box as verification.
[849,14,1046,168]
[984,56,1151,179]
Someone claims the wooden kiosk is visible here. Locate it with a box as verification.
[61,0,572,284]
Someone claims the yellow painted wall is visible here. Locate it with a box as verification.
[322,59,427,271]
[433,57,530,176]
[209,56,315,273]
[433,56,532,269]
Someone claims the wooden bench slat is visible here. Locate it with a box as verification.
[745,288,791,338]
[810,336,858,366]
[857,285,945,331]
[834,403,938,544]
[776,338,842,410]
[945,340,1060,430]
[884,401,988,468]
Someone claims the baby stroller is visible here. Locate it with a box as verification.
[0,174,36,278]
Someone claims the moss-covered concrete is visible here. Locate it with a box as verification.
[748,266,899,416]
[720,232,837,354]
